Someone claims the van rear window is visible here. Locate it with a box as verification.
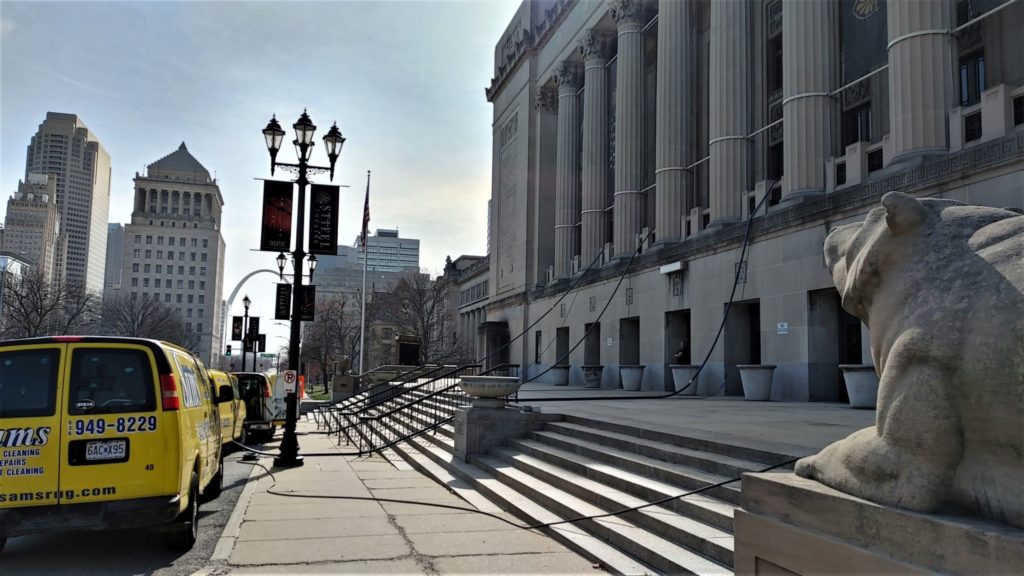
[236,375,268,400]
[69,348,156,414]
[0,348,60,418]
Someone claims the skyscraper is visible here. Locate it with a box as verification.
[24,112,111,294]
[104,223,124,292]
[2,173,64,284]
[119,143,226,365]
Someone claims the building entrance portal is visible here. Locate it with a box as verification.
[724,300,761,396]
[555,327,570,366]
[480,321,510,370]
[665,310,691,388]
[808,288,862,402]
[620,317,640,365]
[584,322,602,366]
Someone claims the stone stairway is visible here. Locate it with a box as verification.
[329,389,798,576]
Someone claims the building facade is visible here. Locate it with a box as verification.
[2,173,64,285]
[104,223,124,293]
[442,255,491,364]
[353,229,420,272]
[24,112,111,294]
[485,0,1024,400]
[119,143,227,365]
[0,253,32,336]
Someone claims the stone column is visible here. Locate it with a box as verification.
[708,0,750,227]
[611,0,648,256]
[554,61,583,279]
[781,0,835,202]
[579,30,613,266]
[888,0,952,162]
[654,0,694,243]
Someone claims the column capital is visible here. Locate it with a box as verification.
[554,60,583,94]
[534,86,558,113]
[611,0,650,32]
[578,29,614,64]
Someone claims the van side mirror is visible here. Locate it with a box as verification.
[218,384,235,403]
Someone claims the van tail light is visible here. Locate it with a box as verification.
[160,373,181,410]
[264,382,271,398]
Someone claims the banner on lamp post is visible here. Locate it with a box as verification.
[260,180,293,252]
[248,317,260,336]
[309,184,340,255]
[257,334,266,353]
[275,283,292,320]
[301,285,316,322]
[232,316,243,341]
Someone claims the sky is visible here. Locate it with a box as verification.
[1,0,518,355]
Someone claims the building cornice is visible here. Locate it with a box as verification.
[486,0,578,103]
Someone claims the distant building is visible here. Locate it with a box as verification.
[119,143,226,365]
[354,229,420,273]
[441,255,489,364]
[2,174,64,284]
[23,112,111,294]
[0,252,32,335]
[104,223,124,292]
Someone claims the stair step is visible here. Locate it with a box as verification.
[526,430,743,507]
[400,436,655,575]
[500,441,735,566]
[543,422,769,478]
[477,452,730,576]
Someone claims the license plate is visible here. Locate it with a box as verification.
[86,439,127,461]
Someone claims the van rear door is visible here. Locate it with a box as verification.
[0,343,64,508]
[59,343,169,503]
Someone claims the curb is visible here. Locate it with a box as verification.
[208,455,263,563]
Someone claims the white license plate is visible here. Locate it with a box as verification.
[86,439,127,461]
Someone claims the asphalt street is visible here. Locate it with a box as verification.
[0,445,257,576]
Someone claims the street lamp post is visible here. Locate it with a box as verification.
[263,110,345,468]
[241,295,251,374]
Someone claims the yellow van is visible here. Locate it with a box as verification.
[0,336,223,553]
[209,370,247,447]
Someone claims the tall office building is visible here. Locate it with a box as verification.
[353,229,420,272]
[120,143,226,365]
[104,223,124,292]
[23,112,111,294]
[484,0,1024,400]
[2,173,64,284]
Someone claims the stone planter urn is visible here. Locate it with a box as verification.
[458,375,522,408]
[669,365,701,395]
[737,364,775,401]
[619,365,645,391]
[550,365,569,386]
[581,365,604,389]
[839,364,879,409]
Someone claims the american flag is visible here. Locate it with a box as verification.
[360,171,370,252]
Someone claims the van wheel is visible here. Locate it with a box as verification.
[167,472,198,551]
[201,453,224,503]
[238,426,248,448]
[0,536,6,555]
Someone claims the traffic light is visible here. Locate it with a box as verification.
[225,344,232,356]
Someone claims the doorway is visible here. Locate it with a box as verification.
[555,327,570,367]
[724,300,761,396]
[808,288,861,402]
[619,317,640,365]
[584,322,601,365]
[665,310,692,390]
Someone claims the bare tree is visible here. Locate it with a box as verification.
[99,292,190,347]
[301,294,351,391]
[2,267,100,339]
[392,272,459,364]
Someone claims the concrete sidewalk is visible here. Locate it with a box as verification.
[210,419,601,575]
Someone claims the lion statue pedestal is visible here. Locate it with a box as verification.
[734,192,1024,574]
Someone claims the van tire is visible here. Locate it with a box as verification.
[167,472,199,551]
[201,453,224,502]
[0,536,6,555]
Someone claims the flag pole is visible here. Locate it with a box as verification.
[359,170,370,375]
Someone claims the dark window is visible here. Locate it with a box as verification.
[836,162,847,186]
[68,348,156,415]
[535,331,543,364]
[959,53,985,106]
[867,148,884,172]
[964,111,983,142]
[767,143,784,182]
[0,348,60,418]
[842,105,872,148]
[1012,95,1023,126]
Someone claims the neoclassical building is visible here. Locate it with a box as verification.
[117,143,227,365]
[483,0,1024,400]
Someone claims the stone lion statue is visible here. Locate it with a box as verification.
[795,191,1024,529]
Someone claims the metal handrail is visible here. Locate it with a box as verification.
[315,364,439,432]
